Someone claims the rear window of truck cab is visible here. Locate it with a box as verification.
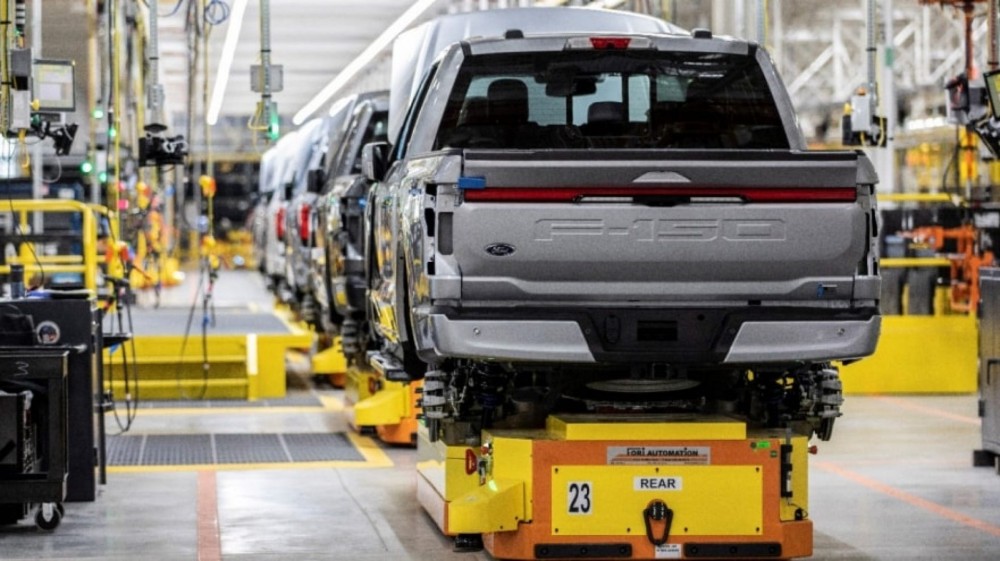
[434,49,790,150]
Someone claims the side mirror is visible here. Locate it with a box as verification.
[361,142,390,182]
[307,169,325,194]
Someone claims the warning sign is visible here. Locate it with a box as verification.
[607,446,710,466]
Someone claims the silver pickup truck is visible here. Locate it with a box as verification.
[364,29,880,443]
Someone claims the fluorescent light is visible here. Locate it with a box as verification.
[206,0,249,125]
[585,0,626,9]
[293,0,440,126]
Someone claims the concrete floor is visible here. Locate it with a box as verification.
[1,393,997,560]
[2,271,999,560]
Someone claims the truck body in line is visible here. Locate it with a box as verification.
[364,23,880,443]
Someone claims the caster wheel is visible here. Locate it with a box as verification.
[35,503,61,531]
[454,533,483,552]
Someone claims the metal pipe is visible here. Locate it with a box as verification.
[989,0,998,71]
[31,0,41,234]
[261,0,272,123]
[756,0,766,44]
[87,0,99,204]
[882,0,896,193]
[964,0,974,78]
[147,0,162,124]
[866,0,876,100]
[771,0,783,72]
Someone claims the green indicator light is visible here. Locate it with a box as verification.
[80,161,93,174]
[267,102,280,141]
[108,127,117,139]
[98,171,108,183]
[756,441,771,449]
[93,107,105,119]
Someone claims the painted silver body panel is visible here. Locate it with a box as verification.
[422,315,596,363]
[312,94,390,329]
[724,317,881,363]
[261,130,302,280]
[451,201,864,301]
[284,117,335,301]
[370,31,881,368]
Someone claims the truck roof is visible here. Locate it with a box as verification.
[457,30,750,57]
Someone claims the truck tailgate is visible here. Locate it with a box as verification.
[447,150,871,303]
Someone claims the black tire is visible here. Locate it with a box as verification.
[35,504,61,531]
[400,270,426,380]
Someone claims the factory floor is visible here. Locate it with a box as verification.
[1,271,999,560]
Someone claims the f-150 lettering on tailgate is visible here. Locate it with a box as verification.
[534,219,786,242]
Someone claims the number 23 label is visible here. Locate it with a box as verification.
[567,481,592,515]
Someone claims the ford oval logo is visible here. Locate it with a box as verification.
[485,243,516,257]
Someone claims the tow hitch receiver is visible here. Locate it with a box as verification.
[643,500,674,546]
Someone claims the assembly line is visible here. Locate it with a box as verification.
[1,1,1000,560]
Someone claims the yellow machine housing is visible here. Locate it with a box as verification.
[417,415,812,560]
[345,366,422,445]
[312,336,347,387]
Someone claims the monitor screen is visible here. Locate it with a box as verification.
[986,69,1000,120]
[33,60,75,112]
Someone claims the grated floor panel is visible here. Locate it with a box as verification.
[107,432,365,466]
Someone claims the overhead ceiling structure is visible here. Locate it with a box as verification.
[162,0,430,128]
[33,0,983,157]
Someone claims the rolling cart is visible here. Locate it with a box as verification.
[976,268,1000,472]
[0,350,71,530]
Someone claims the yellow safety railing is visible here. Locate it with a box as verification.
[0,199,113,293]
[877,193,962,204]
[880,257,954,268]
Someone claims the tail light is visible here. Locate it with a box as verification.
[462,187,857,204]
[299,203,312,242]
[275,207,286,240]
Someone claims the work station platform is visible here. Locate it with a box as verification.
[104,271,313,401]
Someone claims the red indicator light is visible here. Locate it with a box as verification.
[590,37,631,49]
[299,203,311,242]
[275,207,286,240]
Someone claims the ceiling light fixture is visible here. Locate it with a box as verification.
[206,0,250,125]
[292,0,441,126]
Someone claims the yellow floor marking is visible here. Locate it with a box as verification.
[345,432,394,468]
[134,393,344,416]
[317,394,345,411]
[135,406,329,417]
[108,457,391,474]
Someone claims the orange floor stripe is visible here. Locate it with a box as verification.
[873,396,980,425]
[197,470,222,561]
[815,461,1000,538]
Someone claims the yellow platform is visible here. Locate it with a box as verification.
[418,416,813,560]
[840,314,977,394]
[104,307,313,400]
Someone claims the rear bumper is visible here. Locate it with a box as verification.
[416,307,880,365]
